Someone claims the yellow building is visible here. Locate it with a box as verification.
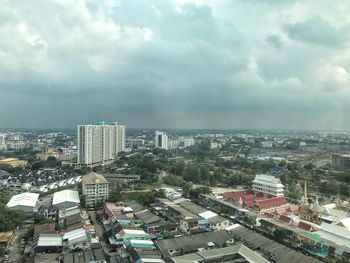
[0,157,28,168]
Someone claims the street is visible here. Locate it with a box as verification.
[7,228,27,263]
[88,211,119,263]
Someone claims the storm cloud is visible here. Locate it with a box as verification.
[1,0,350,130]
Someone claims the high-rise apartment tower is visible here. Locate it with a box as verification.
[77,121,125,166]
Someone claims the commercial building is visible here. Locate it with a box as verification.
[155,130,168,150]
[228,224,322,263]
[171,243,270,263]
[182,138,195,148]
[155,231,233,260]
[63,248,106,263]
[82,172,109,208]
[52,189,80,210]
[252,174,284,197]
[6,192,39,213]
[77,121,125,167]
[34,234,63,253]
[331,153,350,170]
[63,228,90,250]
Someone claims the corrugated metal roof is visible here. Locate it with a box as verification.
[37,234,62,247]
[6,192,39,208]
[52,189,80,205]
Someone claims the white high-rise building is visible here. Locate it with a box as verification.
[115,124,125,153]
[0,135,6,151]
[77,121,125,166]
[155,130,168,150]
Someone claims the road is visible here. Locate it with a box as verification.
[7,228,27,263]
[88,211,119,263]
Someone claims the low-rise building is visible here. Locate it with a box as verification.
[52,189,80,210]
[252,174,284,197]
[82,172,109,208]
[6,192,39,213]
[171,243,270,263]
[34,234,63,253]
[63,228,90,250]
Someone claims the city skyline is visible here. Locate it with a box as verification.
[1,1,350,130]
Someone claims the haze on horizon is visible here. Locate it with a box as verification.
[1,0,350,130]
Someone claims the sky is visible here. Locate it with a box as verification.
[1,0,350,130]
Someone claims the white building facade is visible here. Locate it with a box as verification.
[77,122,125,166]
[155,130,168,150]
[82,172,109,208]
[252,174,284,197]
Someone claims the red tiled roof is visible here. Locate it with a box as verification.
[263,212,275,218]
[245,194,255,200]
[224,192,234,200]
[233,192,244,201]
[256,196,287,210]
[298,221,313,232]
[255,192,264,197]
[279,215,292,224]
[255,196,267,201]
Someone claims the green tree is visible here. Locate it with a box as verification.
[200,166,210,181]
[273,229,289,241]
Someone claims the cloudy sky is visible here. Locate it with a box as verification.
[1,0,350,130]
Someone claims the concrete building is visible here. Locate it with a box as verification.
[182,138,195,148]
[167,139,181,150]
[331,153,350,170]
[77,121,125,167]
[82,172,109,208]
[114,123,126,153]
[36,147,60,161]
[155,130,168,150]
[6,192,39,213]
[252,174,284,197]
[171,243,270,263]
[34,234,63,253]
[0,135,6,151]
[52,189,80,210]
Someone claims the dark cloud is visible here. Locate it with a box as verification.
[284,17,346,48]
[0,0,350,130]
[266,34,283,49]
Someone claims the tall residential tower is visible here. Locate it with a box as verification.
[77,121,125,167]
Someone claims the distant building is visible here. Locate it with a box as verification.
[77,121,125,167]
[182,138,195,148]
[36,147,60,161]
[252,174,284,197]
[0,135,6,151]
[6,192,39,213]
[155,130,168,150]
[210,141,221,149]
[167,139,180,150]
[0,157,28,168]
[82,172,109,207]
[331,153,350,170]
[115,124,126,153]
